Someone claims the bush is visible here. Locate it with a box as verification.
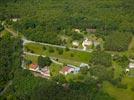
[48,47,54,53]
[110,78,121,86]
[57,48,63,55]
[90,51,112,67]
[43,46,46,50]
[70,53,74,57]
[65,46,70,51]
[71,32,84,40]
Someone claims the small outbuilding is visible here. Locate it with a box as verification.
[86,28,96,33]
[129,63,134,68]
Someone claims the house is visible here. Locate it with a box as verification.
[86,28,96,33]
[40,67,50,77]
[72,41,79,47]
[129,63,134,68]
[83,38,92,46]
[60,65,80,75]
[59,66,75,75]
[29,64,39,71]
[67,64,80,74]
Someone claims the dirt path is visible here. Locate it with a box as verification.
[0,80,13,96]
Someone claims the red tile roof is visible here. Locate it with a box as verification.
[61,66,72,73]
[29,64,38,69]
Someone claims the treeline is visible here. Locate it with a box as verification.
[0,33,22,95]
[1,69,115,100]
[105,32,132,51]
[0,0,133,45]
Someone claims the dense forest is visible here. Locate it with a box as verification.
[0,33,22,98]
[0,0,133,49]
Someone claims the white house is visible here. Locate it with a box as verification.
[83,38,92,46]
[129,63,134,68]
[72,41,79,47]
[29,64,39,71]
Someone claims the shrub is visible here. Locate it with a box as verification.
[43,46,46,50]
[57,48,63,55]
[48,47,54,53]
[70,53,74,57]
[65,46,70,51]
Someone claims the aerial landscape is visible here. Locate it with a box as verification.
[0,0,134,100]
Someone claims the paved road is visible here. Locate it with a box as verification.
[22,38,93,53]
[24,52,63,65]
[5,27,93,53]
[24,52,81,66]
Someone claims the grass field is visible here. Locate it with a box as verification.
[24,43,91,64]
[24,54,38,63]
[103,76,134,100]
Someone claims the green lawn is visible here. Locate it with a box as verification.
[103,80,134,100]
[50,63,62,76]
[103,61,134,100]
[24,43,91,64]
[113,62,123,79]
[24,54,38,63]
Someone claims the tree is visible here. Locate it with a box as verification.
[0,33,22,94]
[90,51,112,67]
[65,46,70,51]
[0,24,4,32]
[48,47,54,53]
[105,32,132,51]
[90,65,114,81]
[71,32,84,40]
[38,56,52,68]
[57,48,64,55]
[52,74,66,84]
